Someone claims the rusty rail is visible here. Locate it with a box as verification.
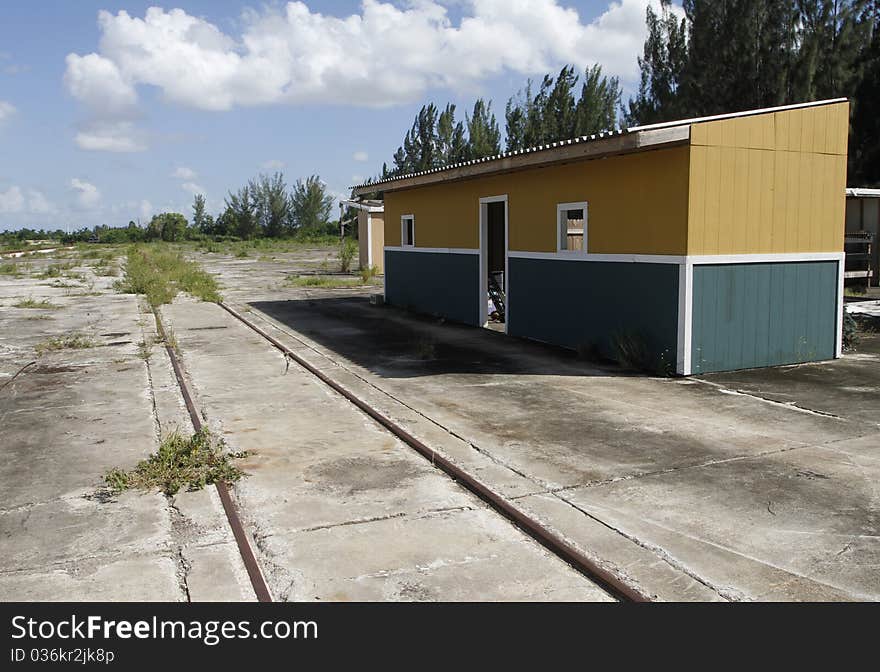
[218,301,649,603]
[154,312,272,603]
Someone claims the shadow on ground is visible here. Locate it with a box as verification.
[249,296,634,380]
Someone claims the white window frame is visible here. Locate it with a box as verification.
[556,201,588,254]
[401,214,415,247]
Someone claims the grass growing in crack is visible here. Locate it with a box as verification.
[115,244,222,308]
[14,297,58,309]
[289,275,364,288]
[35,333,95,355]
[37,263,75,279]
[137,338,154,361]
[359,264,380,284]
[0,263,22,276]
[104,429,248,496]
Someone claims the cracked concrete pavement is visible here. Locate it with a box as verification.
[0,250,252,601]
[196,248,880,601]
[3,244,878,602]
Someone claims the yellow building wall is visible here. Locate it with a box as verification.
[385,146,691,255]
[688,102,848,255]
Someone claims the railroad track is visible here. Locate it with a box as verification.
[154,294,648,603]
[208,300,650,603]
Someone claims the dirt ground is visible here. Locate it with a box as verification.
[2,243,878,601]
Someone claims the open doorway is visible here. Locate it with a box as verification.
[479,195,508,332]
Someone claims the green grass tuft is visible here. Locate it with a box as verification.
[35,333,95,355]
[104,429,247,496]
[115,244,222,308]
[14,297,58,309]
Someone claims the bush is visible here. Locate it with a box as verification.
[339,238,357,272]
[843,311,859,350]
[115,244,221,308]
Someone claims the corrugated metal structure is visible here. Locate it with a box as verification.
[845,188,879,286]
[352,99,849,375]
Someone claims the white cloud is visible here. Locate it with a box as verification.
[0,185,25,213]
[261,159,285,171]
[75,120,146,152]
[64,1,670,116]
[0,100,16,124]
[181,181,205,195]
[0,186,54,214]
[27,190,53,214]
[70,178,101,209]
[352,151,369,162]
[64,53,138,115]
[172,166,197,180]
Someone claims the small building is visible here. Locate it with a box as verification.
[352,99,849,375]
[845,188,879,287]
[341,199,385,274]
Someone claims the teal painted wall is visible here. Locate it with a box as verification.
[508,258,680,368]
[384,250,479,325]
[691,261,839,373]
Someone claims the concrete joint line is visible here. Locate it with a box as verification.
[693,377,847,420]
[219,301,650,603]
[153,308,273,603]
[551,492,734,601]
[236,302,546,490]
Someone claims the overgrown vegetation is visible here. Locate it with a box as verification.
[360,264,380,284]
[843,311,860,349]
[339,238,357,272]
[610,331,673,376]
[35,333,95,355]
[289,276,364,289]
[115,245,221,308]
[14,297,58,309]
[104,429,247,496]
[628,0,879,185]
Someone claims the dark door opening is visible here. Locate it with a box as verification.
[486,200,506,328]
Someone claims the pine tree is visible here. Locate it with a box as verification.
[851,1,880,184]
[543,65,579,142]
[575,65,621,135]
[626,0,688,124]
[466,99,501,159]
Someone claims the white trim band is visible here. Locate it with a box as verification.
[385,246,480,255]
[508,250,686,264]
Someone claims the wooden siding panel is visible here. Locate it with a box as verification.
[385,145,691,255]
[691,261,838,373]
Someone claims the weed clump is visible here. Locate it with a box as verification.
[115,245,221,308]
[843,311,860,350]
[338,238,357,273]
[359,265,380,284]
[289,275,362,288]
[104,429,247,496]
[14,297,58,309]
[35,333,95,355]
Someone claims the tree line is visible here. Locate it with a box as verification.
[0,173,338,244]
[374,1,877,187]
[628,0,879,185]
[379,64,621,179]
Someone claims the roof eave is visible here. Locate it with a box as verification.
[352,125,690,197]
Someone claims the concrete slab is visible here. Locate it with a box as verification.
[187,246,880,601]
[162,297,612,602]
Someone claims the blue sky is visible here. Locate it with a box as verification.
[0,1,663,231]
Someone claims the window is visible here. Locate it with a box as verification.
[401,214,415,247]
[557,202,588,253]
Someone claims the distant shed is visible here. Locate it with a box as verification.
[353,99,850,375]
[342,199,385,273]
[845,188,880,286]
